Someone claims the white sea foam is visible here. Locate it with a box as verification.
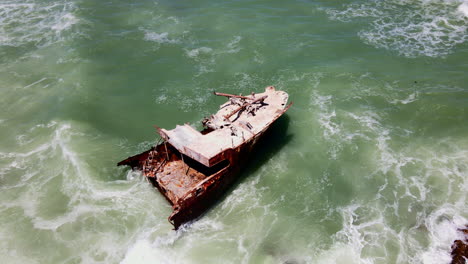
[309,90,346,159]
[458,1,468,17]
[185,47,213,58]
[0,0,79,47]
[122,222,225,263]
[0,120,174,263]
[314,243,362,264]
[303,72,468,264]
[341,140,466,263]
[419,207,468,264]
[221,176,265,216]
[325,0,468,57]
[51,13,78,32]
[314,203,399,264]
[312,93,341,138]
[320,200,467,264]
[143,31,179,44]
[390,92,418,104]
[121,240,175,264]
[0,121,162,231]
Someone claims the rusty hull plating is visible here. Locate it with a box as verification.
[118,86,291,229]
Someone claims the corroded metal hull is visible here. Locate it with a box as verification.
[118,87,291,229]
[118,118,272,229]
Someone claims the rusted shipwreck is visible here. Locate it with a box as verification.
[118,86,291,229]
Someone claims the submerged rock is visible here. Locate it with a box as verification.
[451,226,468,264]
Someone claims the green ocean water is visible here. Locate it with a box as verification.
[1,0,467,263]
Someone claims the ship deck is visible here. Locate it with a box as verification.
[159,86,289,167]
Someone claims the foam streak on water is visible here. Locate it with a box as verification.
[0,0,79,48]
[325,0,468,57]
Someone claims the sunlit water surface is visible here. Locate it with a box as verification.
[1,0,467,263]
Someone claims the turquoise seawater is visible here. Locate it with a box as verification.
[1,0,467,263]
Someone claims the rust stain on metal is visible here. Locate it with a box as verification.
[118,86,291,230]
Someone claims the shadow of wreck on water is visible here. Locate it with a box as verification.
[178,114,293,231]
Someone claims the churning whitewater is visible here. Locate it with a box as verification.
[0,0,467,263]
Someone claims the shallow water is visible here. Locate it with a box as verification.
[1,0,467,263]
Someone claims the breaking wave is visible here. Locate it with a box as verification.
[300,71,468,263]
[0,121,168,263]
[325,0,468,57]
[316,201,468,264]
